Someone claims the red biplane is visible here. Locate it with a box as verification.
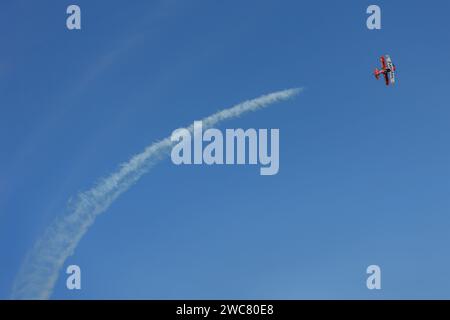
[374,55,396,86]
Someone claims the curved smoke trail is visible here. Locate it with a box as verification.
[11,87,303,299]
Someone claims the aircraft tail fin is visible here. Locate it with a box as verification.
[374,68,380,80]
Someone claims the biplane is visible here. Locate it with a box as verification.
[374,55,396,86]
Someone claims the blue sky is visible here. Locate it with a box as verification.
[1,0,449,299]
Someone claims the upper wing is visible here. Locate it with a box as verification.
[386,55,394,69]
[389,70,396,85]
[385,55,395,84]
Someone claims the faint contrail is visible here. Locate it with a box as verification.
[11,87,303,299]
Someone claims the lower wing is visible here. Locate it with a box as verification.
[384,73,390,86]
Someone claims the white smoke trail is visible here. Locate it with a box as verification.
[11,88,303,299]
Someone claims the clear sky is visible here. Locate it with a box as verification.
[1,0,449,299]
